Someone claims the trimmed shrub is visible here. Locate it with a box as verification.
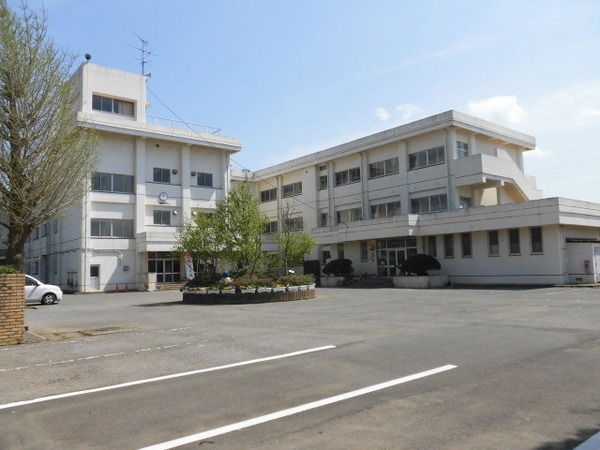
[0,265,19,274]
[322,259,353,277]
[400,254,441,276]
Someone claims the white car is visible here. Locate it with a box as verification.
[25,275,63,305]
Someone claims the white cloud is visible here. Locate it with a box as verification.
[395,104,422,121]
[467,96,527,124]
[577,107,600,127]
[523,146,552,158]
[376,107,390,122]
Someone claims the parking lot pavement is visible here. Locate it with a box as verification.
[3,287,600,449]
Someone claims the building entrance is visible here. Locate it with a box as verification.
[377,238,418,277]
[148,252,181,283]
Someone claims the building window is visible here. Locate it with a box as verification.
[444,234,454,258]
[282,182,302,198]
[509,228,520,255]
[457,141,469,158]
[319,175,328,190]
[361,241,369,262]
[42,223,48,237]
[321,250,331,263]
[92,94,134,116]
[371,201,401,219]
[459,196,472,208]
[488,230,499,256]
[427,236,437,257]
[265,220,278,234]
[335,167,361,186]
[369,157,399,179]
[284,217,304,231]
[410,194,448,214]
[461,233,472,258]
[338,243,345,260]
[320,212,329,227]
[409,146,445,170]
[153,210,171,226]
[33,227,39,240]
[92,172,134,193]
[197,172,213,187]
[260,188,277,203]
[153,168,171,184]
[337,207,362,224]
[91,219,134,238]
[531,227,543,254]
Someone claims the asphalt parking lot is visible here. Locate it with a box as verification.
[2,286,600,449]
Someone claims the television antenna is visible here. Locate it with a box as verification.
[128,34,155,75]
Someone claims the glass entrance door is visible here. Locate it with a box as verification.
[148,252,181,283]
[376,238,417,277]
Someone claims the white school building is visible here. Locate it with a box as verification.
[24,64,600,291]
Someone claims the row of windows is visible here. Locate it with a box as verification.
[283,182,302,198]
[371,201,401,219]
[91,170,214,193]
[264,217,304,233]
[430,227,544,259]
[335,167,361,186]
[92,94,134,117]
[91,219,134,238]
[369,157,399,179]
[409,146,445,170]
[410,194,448,214]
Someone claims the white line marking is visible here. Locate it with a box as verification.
[139,364,457,450]
[0,346,336,410]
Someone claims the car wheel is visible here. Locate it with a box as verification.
[41,293,56,305]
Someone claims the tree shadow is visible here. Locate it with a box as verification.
[134,300,185,307]
[532,406,600,450]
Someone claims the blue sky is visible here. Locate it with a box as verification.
[11,0,600,202]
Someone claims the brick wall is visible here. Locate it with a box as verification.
[0,274,25,345]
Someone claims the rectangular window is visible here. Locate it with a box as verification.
[410,194,448,214]
[92,173,134,193]
[361,241,369,262]
[260,188,277,203]
[153,210,171,226]
[444,234,454,258]
[153,168,171,184]
[369,157,399,179]
[428,236,437,257]
[336,207,362,224]
[197,172,213,187]
[282,182,302,198]
[509,228,520,255]
[459,196,472,208]
[457,141,469,158]
[319,175,328,190]
[90,219,134,238]
[320,212,329,227]
[461,233,472,258]
[335,167,361,186]
[284,217,304,231]
[531,227,543,254]
[33,227,39,240]
[409,146,445,170]
[92,94,134,117]
[371,201,401,219]
[265,220,278,234]
[488,230,499,256]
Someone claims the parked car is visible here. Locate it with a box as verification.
[25,275,63,305]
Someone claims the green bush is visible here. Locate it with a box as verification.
[0,265,19,274]
[400,254,441,276]
[322,258,353,277]
[230,274,276,289]
[183,272,221,288]
[276,274,315,287]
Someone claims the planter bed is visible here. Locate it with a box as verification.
[182,288,316,305]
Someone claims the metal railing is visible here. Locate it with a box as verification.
[146,115,222,135]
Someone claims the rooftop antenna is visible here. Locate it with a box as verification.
[128,34,155,75]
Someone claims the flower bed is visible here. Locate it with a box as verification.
[182,286,316,305]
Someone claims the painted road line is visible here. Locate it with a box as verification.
[0,345,336,411]
[139,364,458,450]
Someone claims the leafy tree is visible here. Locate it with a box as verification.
[174,183,268,276]
[400,253,441,276]
[0,2,98,270]
[322,258,354,277]
[275,204,317,271]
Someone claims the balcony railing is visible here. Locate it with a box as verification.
[146,115,221,135]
